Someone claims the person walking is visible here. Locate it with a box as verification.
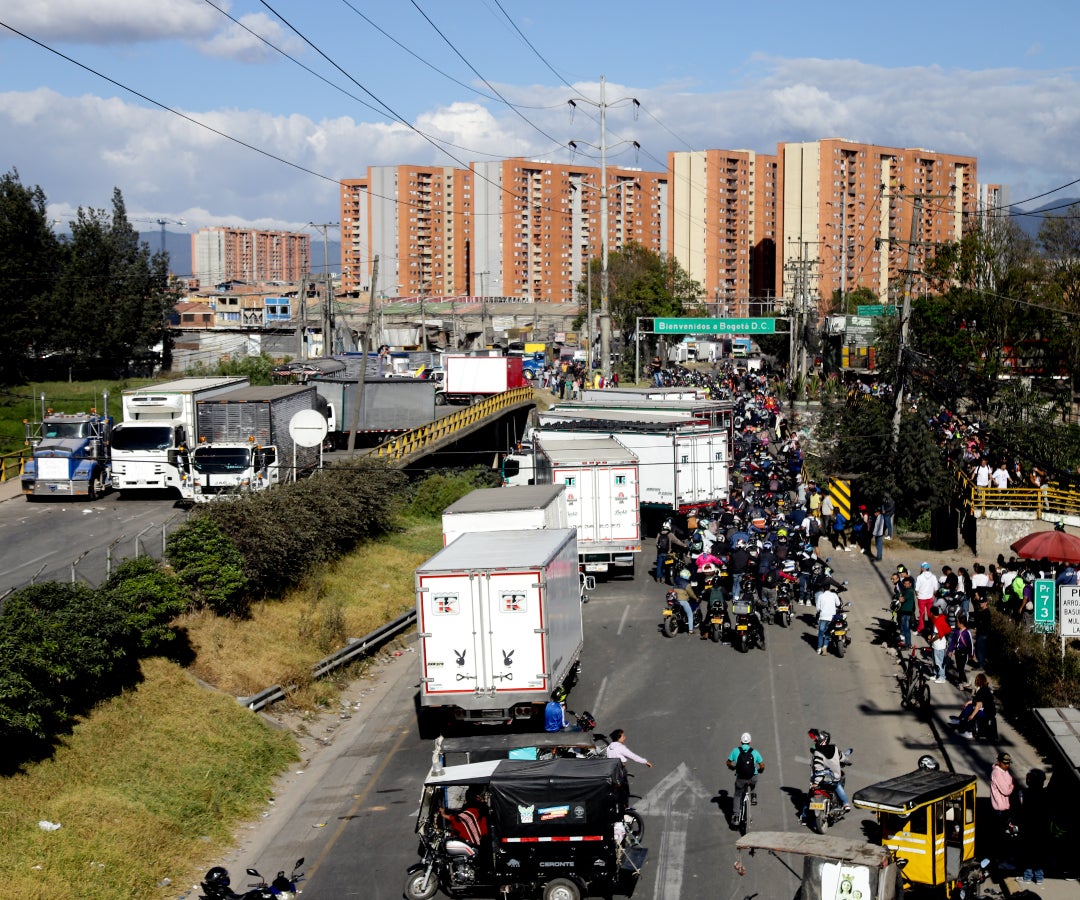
[946,616,974,687]
[872,507,885,561]
[915,562,938,633]
[990,752,1016,867]
[605,728,653,769]
[881,492,895,540]
[816,584,842,656]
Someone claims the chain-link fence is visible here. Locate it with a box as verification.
[2,511,191,596]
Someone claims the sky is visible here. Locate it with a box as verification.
[1,0,1078,265]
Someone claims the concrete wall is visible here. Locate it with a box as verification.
[972,513,1080,562]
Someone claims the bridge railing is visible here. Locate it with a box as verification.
[954,463,1080,521]
[1,448,29,483]
[371,385,534,462]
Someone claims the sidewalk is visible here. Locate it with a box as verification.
[0,474,22,503]
[831,536,1077,898]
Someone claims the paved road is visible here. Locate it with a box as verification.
[207,539,1071,900]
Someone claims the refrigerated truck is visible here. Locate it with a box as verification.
[441,484,568,547]
[109,376,250,495]
[533,436,641,577]
[435,355,527,405]
[415,528,583,728]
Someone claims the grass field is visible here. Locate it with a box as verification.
[0,517,445,897]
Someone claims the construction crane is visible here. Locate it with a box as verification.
[131,216,186,255]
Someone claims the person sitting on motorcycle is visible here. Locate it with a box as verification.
[808,728,850,810]
[673,567,700,636]
[654,523,685,584]
[728,539,751,602]
[544,688,580,732]
[439,786,489,846]
[726,732,765,825]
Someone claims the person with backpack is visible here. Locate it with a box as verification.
[654,523,685,584]
[726,732,765,826]
[946,615,974,687]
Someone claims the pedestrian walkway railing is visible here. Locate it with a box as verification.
[0,448,28,483]
[953,464,1080,520]
[370,385,534,463]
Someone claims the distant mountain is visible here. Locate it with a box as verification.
[138,232,342,281]
[1010,197,1080,242]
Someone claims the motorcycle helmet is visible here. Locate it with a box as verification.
[808,728,830,747]
[917,754,940,771]
[811,563,824,575]
[736,539,748,549]
[203,867,231,888]
[762,541,773,551]
[551,687,567,703]
[679,568,692,581]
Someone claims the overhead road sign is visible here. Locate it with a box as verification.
[654,317,777,335]
[857,305,898,317]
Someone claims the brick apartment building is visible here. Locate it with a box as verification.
[191,227,311,287]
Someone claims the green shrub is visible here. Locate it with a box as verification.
[99,556,189,652]
[988,610,1080,709]
[165,517,249,617]
[407,467,500,518]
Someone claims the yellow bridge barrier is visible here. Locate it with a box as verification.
[371,386,534,464]
[1,449,29,483]
[953,463,1080,521]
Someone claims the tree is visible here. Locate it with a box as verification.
[0,170,61,382]
[51,188,177,376]
[577,242,700,368]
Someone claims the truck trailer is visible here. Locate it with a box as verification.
[22,398,113,501]
[435,355,526,405]
[441,484,568,547]
[415,528,583,729]
[183,385,323,502]
[313,377,438,448]
[109,376,250,495]
[533,436,641,577]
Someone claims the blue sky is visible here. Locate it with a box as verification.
[1,0,1078,248]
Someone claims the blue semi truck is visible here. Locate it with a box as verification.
[22,395,114,501]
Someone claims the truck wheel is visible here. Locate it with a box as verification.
[88,472,106,501]
[542,878,582,900]
[661,616,678,638]
[403,868,439,900]
[434,392,447,406]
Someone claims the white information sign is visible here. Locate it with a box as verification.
[1061,585,1080,637]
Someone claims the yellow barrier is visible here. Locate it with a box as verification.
[372,386,534,463]
[954,463,1080,520]
[1,449,29,483]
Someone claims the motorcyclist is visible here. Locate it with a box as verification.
[726,732,765,826]
[728,539,751,603]
[654,522,685,584]
[673,567,700,637]
[544,688,579,732]
[807,728,850,810]
[757,541,779,617]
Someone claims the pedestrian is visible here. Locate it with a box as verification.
[915,562,937,632]
[989,752,1016,866]
[881,492,895,539]
[605,728,653,769]
[1019,769,1048,884]
[816,583,842,656]
[991,461,1012,489]
[946,615,973,687]
[971,591,991,668]
[832,509,850,551]
[897,574,916,649]
[930,606,950,683]
[872,507,885,561]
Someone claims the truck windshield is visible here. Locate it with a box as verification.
[192,448,251,474]
[43,422,89,439]
[110,425,173,451]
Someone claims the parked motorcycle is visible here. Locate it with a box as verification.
[199,858,304,900]
[661,589,704,637]
[826,602,852,657]
[805,750,853,835]
[898,646,932,712]
[950,857,991,899]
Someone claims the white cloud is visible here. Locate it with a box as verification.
[1,0,223,44]
[196,12,302,63]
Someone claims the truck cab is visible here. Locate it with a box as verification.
[183,441,280,502]
[22,407,113,501]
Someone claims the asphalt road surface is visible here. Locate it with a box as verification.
[212,543,998,900]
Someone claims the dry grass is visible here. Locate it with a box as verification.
[0,518,444,897]
[0,657,297,899]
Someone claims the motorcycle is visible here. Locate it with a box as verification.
[805,750,853,835]
[826,602,852,657]
[774,578,795,627]
[706,593,727,643]
[661,589,704,637]
[949,857,991,899]
[199,858,304,900]
[730,596,766,652]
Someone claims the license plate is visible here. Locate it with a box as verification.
[737,624,747,631]
[662,609,673,616]
[833,629,847,636]
[809,801,826,811]
[585,564,607,572]
[777,605,789,612]
[711,617,723,624]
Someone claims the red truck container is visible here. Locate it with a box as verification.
[435,355,527,405]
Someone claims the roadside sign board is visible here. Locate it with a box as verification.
[856,304,898,317]
[1061,585,1080,636]
[1033,579,1056,625]
[654,317,777,335]
[844,315,879,347]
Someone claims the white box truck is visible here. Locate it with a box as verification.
[441,484,568,547]
[435,355,526,405]
[534,436,641,577]
[109,376,249,495]
[415,528,583,730]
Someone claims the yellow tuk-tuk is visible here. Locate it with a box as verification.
[852,768,977,894]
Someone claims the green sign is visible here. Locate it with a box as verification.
[857,304,897,317]
[654,317,777,335]
[1033,579,1056,624]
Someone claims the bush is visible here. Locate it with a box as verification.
[988,610,1080,709]
[165,517,249,616]
[406,467,500,518]
[99,556,189,652]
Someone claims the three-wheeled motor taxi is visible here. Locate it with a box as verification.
[405,757,647,900]
[853,768,984,896]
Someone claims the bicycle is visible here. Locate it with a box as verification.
[898,645,931,712]
[732,782,752,836]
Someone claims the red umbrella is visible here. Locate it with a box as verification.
[1010,528,1080,563]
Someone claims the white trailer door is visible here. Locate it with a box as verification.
[557,465,638,546]
[479,570,548,696]
[674,431,729,509]
[418,573,487,697]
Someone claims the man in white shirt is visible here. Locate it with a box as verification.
[815,586,842,656]
[915,562,938,633]
[991,462,1012,490]
[972,458,992,488]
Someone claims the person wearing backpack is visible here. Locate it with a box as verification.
[946,616,974,688]
[726,732,765,826]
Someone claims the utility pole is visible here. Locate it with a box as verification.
[309,221,338,356]
[568,76,639,381]
[296,274,308,360]
[350,255,378,457]
[891,195,924,448]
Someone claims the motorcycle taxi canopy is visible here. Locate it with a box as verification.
[852,769,975,814]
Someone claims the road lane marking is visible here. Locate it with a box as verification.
[593,675,608,718]
[616,604,630,636]
[637,762,711,900]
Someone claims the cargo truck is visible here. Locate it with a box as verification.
[182,385,324,502]
[109,376,249,495]
[22,397,113,501]
[415,528,583,731]
[435,355,527,405]
[533,436,641,577]
[441,484,568,547]
[313,377,438,448]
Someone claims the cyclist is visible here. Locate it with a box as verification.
[726,732,765,827]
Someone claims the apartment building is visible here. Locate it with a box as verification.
[777,139,978,311]
[340,158,667,302]
[668,149,778,316]
[191,227,311,287]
